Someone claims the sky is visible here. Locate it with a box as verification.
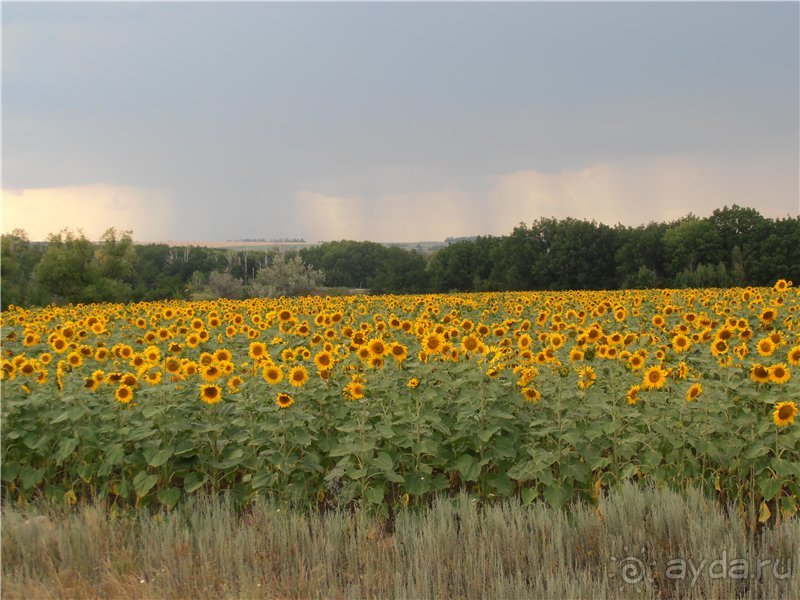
[2,2,799,243]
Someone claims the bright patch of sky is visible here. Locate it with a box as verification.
[2,2,798,242]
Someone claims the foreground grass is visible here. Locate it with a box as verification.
[2,484,798,600]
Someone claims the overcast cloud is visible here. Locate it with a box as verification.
[2,2,798,242]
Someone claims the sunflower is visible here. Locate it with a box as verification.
[734,343,749,360]
[673,361,689,380]
[461,334,484,355]
[578,366,597,390]
[199,384,222,404]
[569,348,584,362]
[67,351,82,367]
[343,381,366,400]
[213,348,231,363]
[227,376,244,391]
[407,377,420,388]
[367,338,388,358]
[131,354,146,370]
[389,343,408,363]
[768,363,791,385]
[759,308,777,324]
[710,339,728,357]
[626,385,641,405]
[422,332,443,355]
[668,334,690,354]
[121,373,138,388]
[642,365,668,390]
[750,364,771,384]
[517,334,532,350]
[45,336,67,354]
[165,358,183,375]
[772,401,798,427]
[288,365,309,388]
[756,337,776,357]
[787,345,800,367]
[521,387,541,403]
[628,354,645,371]
[313,351,334,371]
[144,346,161,363]
[1,360,15,379]
[773,279,790,292]
[145,371,163,385]
[115,384,134,404]
[201,364,223,382]
[275,392,294,409]
[586,328,601,343]
[19,361,36,377]
[685,383,703,402]
[262,365,284,384]
[84,377,100,391]
[183,361,199,377]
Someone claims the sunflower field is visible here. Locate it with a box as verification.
[1,282,798,520]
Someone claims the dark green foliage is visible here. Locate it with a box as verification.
[2,205,798,307]
[300,240,430,293]
[0,230,45,309]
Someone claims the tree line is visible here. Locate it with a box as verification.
[1,205,797,309]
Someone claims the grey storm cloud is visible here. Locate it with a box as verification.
[2,2,798,242]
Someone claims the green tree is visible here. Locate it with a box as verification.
[32,229,98,304]
[251,252,325,297]
[1,229,45,308]
[614,222,668,288]
[85,228,136,302]
[367,247,430,294]
[662,216,725,281]
[208,271,246,300]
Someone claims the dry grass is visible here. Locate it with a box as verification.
[2,483,798,599]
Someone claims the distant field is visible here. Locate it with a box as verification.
[152,241,316,251]
[147,240,449,254]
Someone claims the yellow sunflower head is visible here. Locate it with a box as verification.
[275,392,294,409]
[262,364,284,385]
[288,365,309,388]
[685,383,703,402]
[757,337,776,357]
[343,381,366,400]
[768,363,791,385]
[626,384,641,405]
[115,384,134,404]
[642,365,667,390]
[200,384,222,404]
[367,338,387,358]
[750,364,771,384]
[787,345,800,367]
[773,401,798,427]
[521,387,541,404]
